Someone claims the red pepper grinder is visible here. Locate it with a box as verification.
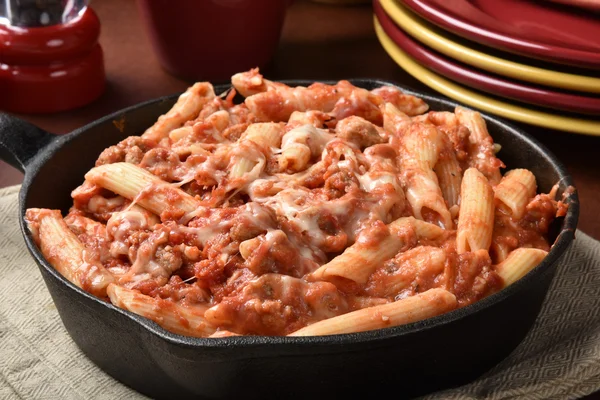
[0,0,105,113]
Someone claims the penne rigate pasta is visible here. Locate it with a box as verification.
[310,219,413,285]
[288,110,328,128]
[85,162,202,216]
[381,103,411,139]
[370,246,447,297]
[279,124,333,172]
[26,209,114,297]
[490,241,513,265]
[228,123,283,180]
[107,284,215,337]
[370,85,429,117]
[457,168,495,254]
[27,69,570,338]
[142,82,216,142]
[230,151,263,179]
[434,132,462,208]
[495,248,548,286]
[241,122,283,149]
[398,123,453,229]
[494,169,537,219]
[168,126,193,143]
[231,68,271,97]
[412,218,446,239]
[335,116,384,149]
[311,217,446,284]
[288,288,457,336]
[455,106,503,184]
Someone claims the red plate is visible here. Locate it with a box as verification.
[374,0,600,115]
[399,0,600,69]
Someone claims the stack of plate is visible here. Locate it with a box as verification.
[373,0,600,135]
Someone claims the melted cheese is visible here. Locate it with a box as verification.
[107,209,152,258]
[87,195,125,214]
[176,222,231,248]
[240,202,277,231]
[123,230,171,284]
[281,124,334,156]
[261,188,362,249]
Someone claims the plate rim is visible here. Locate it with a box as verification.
[399,0,600,69]
[374,0,600,115]
[379,0,600,95]
[374,17,600,136]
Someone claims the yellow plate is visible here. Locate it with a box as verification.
[379,0,600,94]
[374,18,600,136]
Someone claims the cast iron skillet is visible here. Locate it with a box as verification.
[0,79,579,400]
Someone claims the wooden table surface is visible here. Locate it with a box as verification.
[0,0,597,398]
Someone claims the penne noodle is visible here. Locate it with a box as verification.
[287,110,328,128]
[168,126,193,143]
[399,123,453,229]
[129,204,161,227]
[310,218,414,284]
[288,288,457,336]
[371,86,429,117]
[230,156,258,179]
[375,246,447,297]
[64,213,107,237]
[227,141,267,189]
[455,106,502,184]
[107,284,216,338]
[335,116,384,149]
[412,111,458,128]
[228,123,281,181]
[311,232,403,284]
[413,219,446,240]
[183,144,212,157]
[26,209,114,297]
[434,133,462,208]
[495,248,548,287]
[490,241,512,264]
[201,109,231,133]
[239,237,261,260]
[435,157,461,208]
[279,124,334,172]
[455,106,489,144]
[142,82,216,142]
[243,79,374,122]
[381,103,411,139]
[241,122,283,149]
[280,144,311,173]
[311,217,445,284]
[231,68,272,97]
[85,162,203,216]
[456,168,495,254]
[494,169,537,219]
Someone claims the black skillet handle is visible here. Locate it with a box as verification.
[0,113,57,173]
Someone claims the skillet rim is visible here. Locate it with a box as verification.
[17,78,579,350]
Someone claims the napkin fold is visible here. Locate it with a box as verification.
[0,185,598,400]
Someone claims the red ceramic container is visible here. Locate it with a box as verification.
[136,0,292,82]
[0,8,106,114]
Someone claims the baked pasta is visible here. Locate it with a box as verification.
[26,69,570,337]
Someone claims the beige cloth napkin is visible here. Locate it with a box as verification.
[0,184,598,400]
